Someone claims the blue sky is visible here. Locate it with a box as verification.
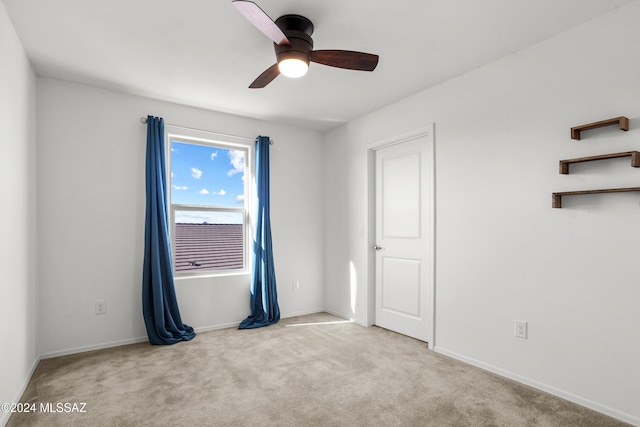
[170,141,245,223]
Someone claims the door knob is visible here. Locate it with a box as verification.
[374,244,383,251]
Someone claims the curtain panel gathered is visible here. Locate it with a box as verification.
[142,115,196,345]
[239,136,280,329]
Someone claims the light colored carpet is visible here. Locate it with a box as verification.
[7,312,630,427]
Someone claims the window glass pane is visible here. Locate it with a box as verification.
[174,210,244,272]
[170,141,245,208]
[169,136,248,276]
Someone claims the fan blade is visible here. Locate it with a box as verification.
[310,50,379,71]
[232,0,290,46]
[249,63,280,88]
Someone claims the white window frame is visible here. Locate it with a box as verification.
[165,125,254,278]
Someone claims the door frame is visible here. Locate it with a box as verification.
[366,124,436,349]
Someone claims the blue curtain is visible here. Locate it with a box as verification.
[142,115,196,345]
[239,136,280,329]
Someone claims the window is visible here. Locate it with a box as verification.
[166,127,252,276]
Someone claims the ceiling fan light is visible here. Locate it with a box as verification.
[278,58,309,78]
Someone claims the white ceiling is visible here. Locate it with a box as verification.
[2,0,634,131]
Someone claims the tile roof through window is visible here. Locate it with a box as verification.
[174,223,243,272]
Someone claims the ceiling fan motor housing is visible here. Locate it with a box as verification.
[275,14,314,35]
[233,1,379,88]
[274,14,314,66]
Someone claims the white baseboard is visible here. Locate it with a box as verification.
[194,321,241,333]
[322,308,368,326]
[193,309,329,333]
[434,346,639,427]
[41,309,328,358]
[0,354,41,427]
[41,336,149,359]
[322,308,347,318]
[281,308,327,319]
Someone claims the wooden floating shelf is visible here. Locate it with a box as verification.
[552,187,640,208]
[570,116,629,140]
[559,151,640,174]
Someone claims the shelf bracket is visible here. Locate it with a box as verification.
[570,116,629,140]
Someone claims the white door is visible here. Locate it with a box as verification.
[374,134,433,343]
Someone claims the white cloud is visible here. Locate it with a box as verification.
[172,185,188,191]
[199,189,210,195]
[211,151,218,160]
[213,189,227,196]
[227,150,245,176]
[236,194,245,203]
[191,167,203,179]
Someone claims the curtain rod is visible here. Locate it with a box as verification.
[140,117,274,145]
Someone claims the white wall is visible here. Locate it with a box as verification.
[0,3,38,425]
[324,3,640,425]
[36,78,324,357]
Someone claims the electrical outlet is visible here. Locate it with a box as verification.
[514,320,527,339]
[292,281,300,291]
[95,300,107,315]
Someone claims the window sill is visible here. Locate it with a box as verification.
[174,270,251,281]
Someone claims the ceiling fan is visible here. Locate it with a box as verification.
[232,0,379,88]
